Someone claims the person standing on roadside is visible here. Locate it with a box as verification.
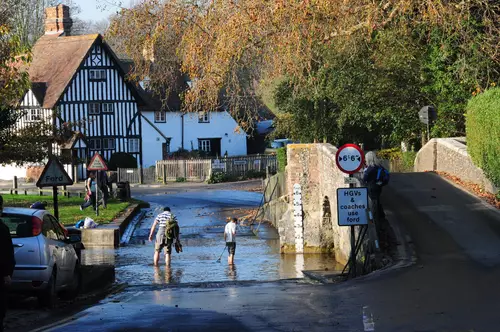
[80,172,97,211]
[224,217,237,265]
[363,151,397,250]
[97,170,109,209]
[0,195,16,332]
[148,207,180,266]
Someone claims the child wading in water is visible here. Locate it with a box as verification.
[224,217,237,265]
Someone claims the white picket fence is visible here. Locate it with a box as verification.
[118,155,277,184]
[156,159,212,182]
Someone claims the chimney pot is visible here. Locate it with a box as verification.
[45,4,72,36]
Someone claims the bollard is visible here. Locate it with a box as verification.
[13,176,18,195]
[39,188,43,196]
[24,190,27,195]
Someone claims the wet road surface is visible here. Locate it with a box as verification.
[44,175,500,331]
[83,190,341,285]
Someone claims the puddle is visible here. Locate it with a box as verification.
[82,190,343,285]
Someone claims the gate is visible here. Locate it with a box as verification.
[117,167,158,184]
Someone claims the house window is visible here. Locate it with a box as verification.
[89,103,100,115]
[198,112,210,123]
[102,103,114,113]
[88,138,101,150]
[199,139,211,152]
[155,111,166,123]
[103,138,116,150]
[26,109,43,122]
[89,69,106,81]
[128,138,140,153]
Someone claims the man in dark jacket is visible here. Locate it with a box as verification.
[362,152,397,251]
[0,195,16,332]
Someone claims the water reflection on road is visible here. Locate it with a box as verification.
[83,190,342,285]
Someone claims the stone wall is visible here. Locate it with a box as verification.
[274,143,354,265]
[415,138,497,194]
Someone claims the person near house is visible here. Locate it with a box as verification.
[148,207,180,266]
[224,217,237,265]
[362,151,397,250]
[0,195,16,332]
[80,172,98,211]
[97,170,109,209]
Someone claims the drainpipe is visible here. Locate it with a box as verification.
[181,112,185,150]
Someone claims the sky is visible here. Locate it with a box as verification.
[73,0,125,22]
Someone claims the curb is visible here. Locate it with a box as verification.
[81,201,149,248]
[302,212,417,285]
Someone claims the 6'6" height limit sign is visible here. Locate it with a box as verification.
[335,144,365,174]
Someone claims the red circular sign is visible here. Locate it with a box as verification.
[335,144,365,174]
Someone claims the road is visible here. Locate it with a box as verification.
[34,173,500,331]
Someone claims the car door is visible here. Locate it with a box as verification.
[47,215,77,287]
[42,214,67,286]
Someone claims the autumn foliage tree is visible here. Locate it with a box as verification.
[108,0,500,144]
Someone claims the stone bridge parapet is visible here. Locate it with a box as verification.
[275,143,355,265]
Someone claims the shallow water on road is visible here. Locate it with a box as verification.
[83,190,342,285]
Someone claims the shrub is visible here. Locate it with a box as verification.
[377,148,416,173]
[277,147,287,172]
[466,87,500,188]
[107,152,137,171]
[207,172,231,184]
[175,177,186,182]
[245,170,266,179]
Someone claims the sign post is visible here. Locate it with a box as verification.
[335,144,365,277]
[419,106,437,142]
[87,153,109,217]
[36,157,74,220]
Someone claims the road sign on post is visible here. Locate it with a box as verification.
[87,153,108,171]
[335,143,366,277]
[36,157,74,220]
[335,144,365,174]
[419,106,438,142]
[337,188,369,226]
[87,153,108,217]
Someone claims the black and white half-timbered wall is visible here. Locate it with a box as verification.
[3,4,146,180]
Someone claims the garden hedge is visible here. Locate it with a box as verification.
[466,87,500,188]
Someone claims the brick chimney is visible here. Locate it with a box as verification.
[45,4,73,36]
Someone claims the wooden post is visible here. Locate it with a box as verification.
[53,186,59,220]
[162,164,167,185]
[13,176,18,195]
[39,187,43,196]
[63,185,67,197]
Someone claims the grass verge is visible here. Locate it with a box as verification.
[1,194,135,225]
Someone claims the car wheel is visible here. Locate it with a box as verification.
[38,269,57,308]
[60,263,82,300]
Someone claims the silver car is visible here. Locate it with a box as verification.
[2,207,81,307]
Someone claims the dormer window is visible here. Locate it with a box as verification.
[155,111,166,123]
[198,112,209,123]
[89,69,106,81]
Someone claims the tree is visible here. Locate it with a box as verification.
[10,0,81,48]
[0,0,34,162]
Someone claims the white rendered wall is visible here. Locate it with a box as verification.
[141,111,247,167]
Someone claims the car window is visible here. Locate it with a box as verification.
[0,214,33,238]
[47,215,66,241]
[42,215,60,241]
